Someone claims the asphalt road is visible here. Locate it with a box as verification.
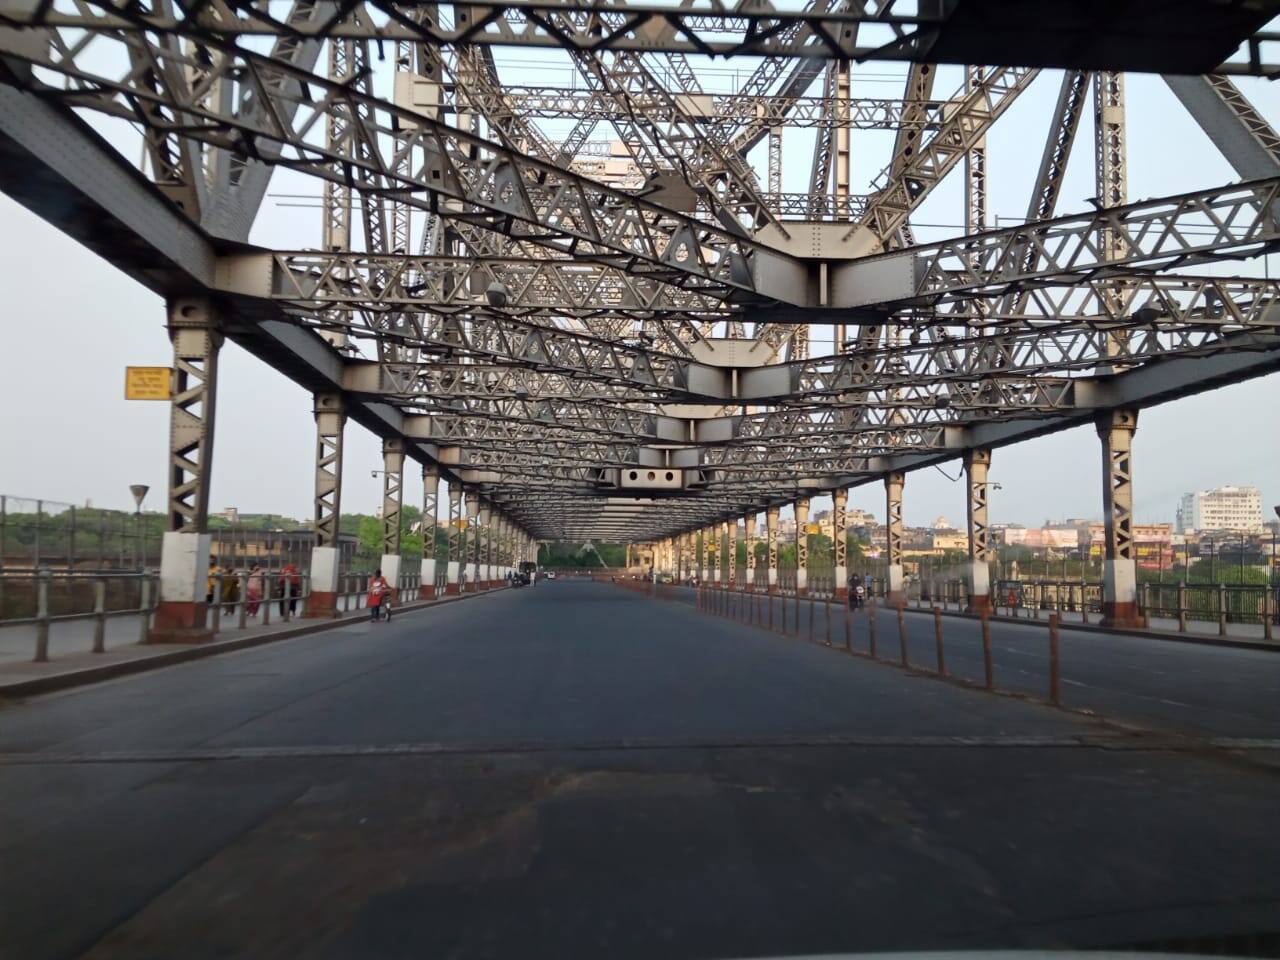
[3,580,1280,959]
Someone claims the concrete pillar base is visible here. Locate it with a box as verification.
[965,594,992,616]
[304,591,341,619]
[418,584,437,600]
[834,588,848,601]
[445,583,461,596]
[1100,602,1144,629]
[886,591,906,609]
[379,554,402,604]
[149,601,213,644]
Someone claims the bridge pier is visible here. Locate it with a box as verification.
[305,394,345,618]
[964,449,993,615]
[795,497,810,596]
[150,298,221,644]
[766,506,780,594]
[833,488,848,600]
[726,519,737,590]
[885,472,906,607]
[418,464,439,599]
[378,439,405,603]
[445,485,462,595]
[465,491,480,592]
[1099,409,1142,628]
[744,512,757,590]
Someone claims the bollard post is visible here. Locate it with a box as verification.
[1048,613,1061,706]
[1218,583,1227,636]
[1263,590,1273,643]
[768,592,774,631]
[782,590,788,635]
[92,578,106,654]
[981,612,994,690]
[844,595,851,652]
[897,602,908,667]
[262,577,272,626]
[237,572,249,630]
[932,605,945,677]
[809,595,815,644]
[1177,582,1187,632]
[34,569,51,662]
[138,575,152,644]
[825,595,832,646]
[794,589,800,637]
[868,600,878,659]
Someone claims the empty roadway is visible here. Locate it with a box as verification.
[2,580,1279,959]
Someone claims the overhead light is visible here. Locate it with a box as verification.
[485,281,509,308]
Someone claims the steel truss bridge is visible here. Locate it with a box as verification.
[1,0,1279,621]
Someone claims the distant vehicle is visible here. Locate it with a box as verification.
[546,571,557,580]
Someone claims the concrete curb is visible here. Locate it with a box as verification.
[897,603,1278,653]
[0,587,510,701]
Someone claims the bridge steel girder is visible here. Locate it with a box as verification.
[11,1,1276,74]
[4,19,1280,546]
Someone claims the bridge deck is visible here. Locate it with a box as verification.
[3,581,1279,959]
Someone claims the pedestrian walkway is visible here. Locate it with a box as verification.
[0,588,501,698]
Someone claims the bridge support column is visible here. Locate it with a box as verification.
[305,394,345,618]
[833,489,848,600]
[151,297,221,643]
[486,507,499,588]
[964,449,993,615]
[885,472,905,606]
[465,492,480,592]
[1099,409,1142,628]
[445,484,462,594]
[795,497,810,596]
[744,513,757,590]
[419,464,439,599]
[378,439,405,602]
[766,506,779,593]
[702,526,714,586]
[478,503,492,589]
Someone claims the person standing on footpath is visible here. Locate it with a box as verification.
[367,569,391,622]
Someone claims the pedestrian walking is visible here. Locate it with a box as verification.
[279,562,301,615]
[206,555,222,605]
[245,564,264,617]
[368,569,391,622]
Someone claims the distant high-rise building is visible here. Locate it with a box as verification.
[1176,486,1264,534]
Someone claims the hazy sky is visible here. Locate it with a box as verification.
[0,65,1276,531]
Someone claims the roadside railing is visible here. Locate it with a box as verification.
[0,568,159,662]
[1,560,478,664]
[1142,582,1276,640]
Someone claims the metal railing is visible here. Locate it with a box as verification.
[1,559,483,664]
[0,568,159,662]
[1142,582,1277,640]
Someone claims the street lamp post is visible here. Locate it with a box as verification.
[129,484,149,570]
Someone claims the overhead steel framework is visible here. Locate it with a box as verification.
[1,0,1279,551]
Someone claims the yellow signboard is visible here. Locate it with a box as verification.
[125,367,172,400]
